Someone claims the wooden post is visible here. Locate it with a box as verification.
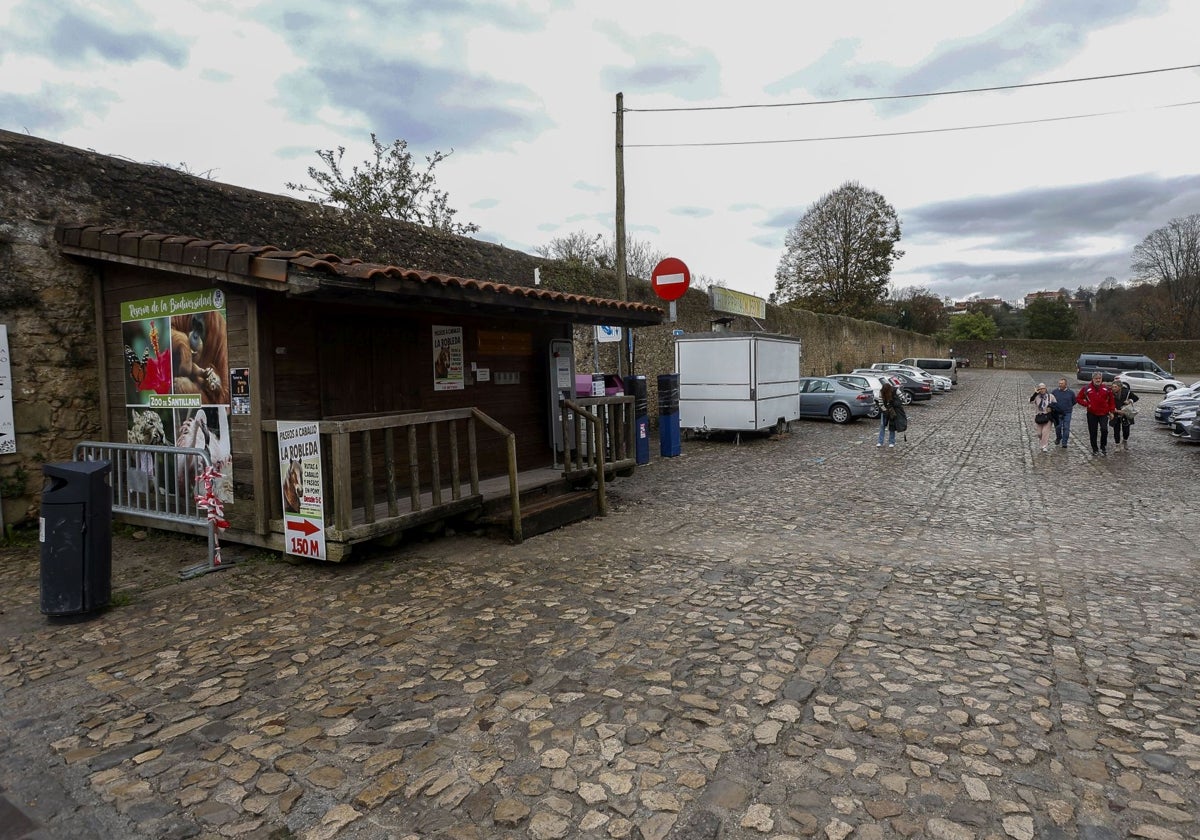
[615,91,627,303]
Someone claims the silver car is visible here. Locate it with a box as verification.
[797,377,876,424]
[1119,370,1187,394]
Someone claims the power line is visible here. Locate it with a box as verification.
[624,63,1200,113]
[625,99,1200,148]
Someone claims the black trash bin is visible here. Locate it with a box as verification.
[40,461,112,616]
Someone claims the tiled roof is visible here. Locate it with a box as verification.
[55,225,663,324]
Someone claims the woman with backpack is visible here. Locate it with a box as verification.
[876,380,896,448]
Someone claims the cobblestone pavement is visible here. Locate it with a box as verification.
[1,369,1197,840]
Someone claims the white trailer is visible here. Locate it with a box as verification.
[675,333,801,434]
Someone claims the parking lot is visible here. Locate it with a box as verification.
[1,368,1198,840]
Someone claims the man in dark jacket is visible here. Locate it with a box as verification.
[1050,377,1076,448]
[1077,371,1115,456]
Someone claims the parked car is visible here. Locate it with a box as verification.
[1117,370,1186,394]
[1170,410,1198,438]
[1160,380,1200,404]
[871,362,935,385]
[855,368,933,403]
[830,374,886,417]
[884,363,949,393]
[797,377,876,424]
[928,373,953,392]
[1178,416,1200,444]
[1156,396,1200,424]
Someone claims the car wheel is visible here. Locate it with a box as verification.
[898,390,913,405]
[1164,385,1177,393]
[867,406,880,419]
[830,404,852,424]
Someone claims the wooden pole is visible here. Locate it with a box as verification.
[615,92,627,303]
[615,92,629,375]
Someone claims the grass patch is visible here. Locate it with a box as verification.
[2,523,38,548]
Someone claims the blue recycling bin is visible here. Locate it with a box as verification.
[657,373,680,457]
[626,375,650,465]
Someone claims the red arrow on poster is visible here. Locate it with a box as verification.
[287,517,321,536]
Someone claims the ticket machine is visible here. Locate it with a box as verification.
[548,339,576,462]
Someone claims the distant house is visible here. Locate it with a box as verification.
[1023,290,1087,311]
[947,297,1006,313]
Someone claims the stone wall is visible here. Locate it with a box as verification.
[950,339,1200,376]
[0,130,940,525]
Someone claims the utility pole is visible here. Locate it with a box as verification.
[615,91,630,377]
[615,92,627,302]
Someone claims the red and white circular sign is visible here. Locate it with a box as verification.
[651,257,691,302]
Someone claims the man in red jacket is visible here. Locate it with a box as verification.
[1077,371,1116,455]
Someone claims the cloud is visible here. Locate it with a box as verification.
[277,57,549,149]
[29,6,189,69]
[0,85,120,135]
[594,23,720,99]
[905,173,1200,251]
[766,1,1170,115]
[669,206,713,219]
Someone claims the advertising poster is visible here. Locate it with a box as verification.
[120,290,233,502]
[0,325,13,454]
[432,325,464,391]
[277,421,326,560]
[230,367,250,415]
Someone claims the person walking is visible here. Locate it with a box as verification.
[1077,371,1116,456]
[876,380,896,448]
[1109,374,1139,450]
[1029,382,1057,453]
[1050,377,1077,448]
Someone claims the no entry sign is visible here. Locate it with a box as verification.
[651,257,691,302]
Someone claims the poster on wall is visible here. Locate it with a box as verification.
[120,290,233,503]
[0,325,14,454]
[277,421,326,561]
[230,367,250,415]
[432,325,464,391]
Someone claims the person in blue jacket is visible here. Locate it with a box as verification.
[1050,377,1077,448]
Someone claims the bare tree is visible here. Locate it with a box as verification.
[1130,214,1200,337]
[536,231,667,282]
[287,134,478,234]
[535,231,605,264]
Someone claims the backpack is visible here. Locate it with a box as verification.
[890,401,908,432]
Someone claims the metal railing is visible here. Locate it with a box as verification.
[73,441,219,576]
[264,407,523,546]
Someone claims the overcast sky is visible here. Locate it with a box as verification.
[3,0,1199,304]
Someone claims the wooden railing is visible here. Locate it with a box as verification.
[560,395,636,517]
[264,408,522,545]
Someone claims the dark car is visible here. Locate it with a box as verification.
[797,377,876,424]
[1156,397,1200,424]
[853,369,932,404]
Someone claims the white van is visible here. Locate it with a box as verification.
[899,357,958,385]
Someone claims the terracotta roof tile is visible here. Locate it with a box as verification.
[54,225,662,319]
